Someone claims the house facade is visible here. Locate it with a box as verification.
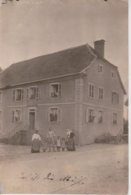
[0,40,126,145]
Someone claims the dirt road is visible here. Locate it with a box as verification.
[0,144,128,194]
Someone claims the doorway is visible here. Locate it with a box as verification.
[29,109,36,130]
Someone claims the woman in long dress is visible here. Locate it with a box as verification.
[66,129,75,151]
[31,130,42,153]
[47,128,56,152]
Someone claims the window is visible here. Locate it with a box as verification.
[98,64,103,72]
[0,91,2,103]
[49,107,61,122]
[27,86,39,99]
[111,71,116,78]
[112,92,119,104]
[50,83,61,97]
[88,109,95,123]
[12,110,21,123]
[89,84,95,98]
[13,89,23,101]
[98,88,104,100]
[0,111,2,130]
[113,113,117,125]
[98,111,103,123]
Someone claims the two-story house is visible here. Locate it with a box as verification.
[0,40,126,145]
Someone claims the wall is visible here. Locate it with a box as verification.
[80,58,124,144]
[1,76,77,140]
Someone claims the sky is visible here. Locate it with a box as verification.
[0,0,128,93]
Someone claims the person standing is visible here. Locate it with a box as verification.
[47,128,56,152]
[31,130,42,153]
[56,136,61,152]
[66,129,75,151]
[61,137,66,151]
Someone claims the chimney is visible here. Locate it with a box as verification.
[94,39,105,58]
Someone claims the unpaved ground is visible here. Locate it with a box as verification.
[0,143,128,194]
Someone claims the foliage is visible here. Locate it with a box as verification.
[95,132,128,144]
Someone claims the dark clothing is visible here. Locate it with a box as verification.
[66,132,75,151]
[57,146,61,152]
[31,139,41,153]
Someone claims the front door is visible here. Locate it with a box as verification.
[29,109,36,130]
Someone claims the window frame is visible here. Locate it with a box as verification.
[0,110,3,130]
[98,87,104,100]
[111,71,116,79]
[98,64,103,73]
[49,82,61,98]
[88,83,95,98]
[12,109,22,123]
[98,110,103,123]
[112,91,119,104]
[0,91,3,104]
[48,107,62,123]
[112,113,117,125]
[13,88,24,102]
[27,86,39,100]
[86,108,95,123]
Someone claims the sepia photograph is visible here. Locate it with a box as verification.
[0,0,128,194]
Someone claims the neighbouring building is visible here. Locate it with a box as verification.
[0,40,126,145]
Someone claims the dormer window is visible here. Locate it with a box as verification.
[50,83,61,97]
[98,64,103,72]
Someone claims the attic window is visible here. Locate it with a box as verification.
[50,83,61,97]
[111,71,116,78]
[98,64,103,72]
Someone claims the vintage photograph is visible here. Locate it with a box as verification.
[0,0,128,194]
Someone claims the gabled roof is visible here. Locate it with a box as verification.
[0,43,126,94]
[0,44,95,87]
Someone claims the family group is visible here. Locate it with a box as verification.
[31,128,75,153]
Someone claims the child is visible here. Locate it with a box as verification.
[56,136,61,152]
[61,137,66,151]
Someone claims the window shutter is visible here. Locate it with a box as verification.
[27,88,29,99]
[12,111,14,122]
[86,108,89,123]
[59,108,62,122]
[36,87,39,99]
[59,84,61,96]
[12,90,15,101]
[21,89,24,100]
